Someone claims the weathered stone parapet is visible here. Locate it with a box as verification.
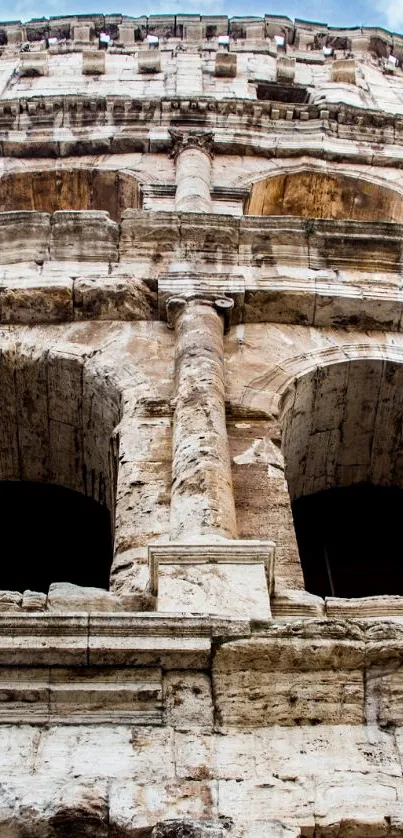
[167,293,237,542]
[170,130,214,213]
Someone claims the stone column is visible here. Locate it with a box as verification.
[167,293,237,542]
[169,130,213,213]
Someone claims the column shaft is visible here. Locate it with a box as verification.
[175,147,212,213]
[169,298,237,541]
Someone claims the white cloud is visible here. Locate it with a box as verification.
[375,0,403,30]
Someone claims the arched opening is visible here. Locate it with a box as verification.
[0,169,140,221]
[246,170,403,222]
[293,484,403,598]
[0,482,112,592]
[0,345,121,593]
[282,358,403,598]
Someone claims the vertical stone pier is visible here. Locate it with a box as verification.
[149,287,274,619]
[169,130,213,213]
[167,293,237,542]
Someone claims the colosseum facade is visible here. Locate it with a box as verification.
[0,11,401,837]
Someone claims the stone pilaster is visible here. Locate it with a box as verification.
[169,130,213,213]
[167,293,237,542]
[148,284,274,619]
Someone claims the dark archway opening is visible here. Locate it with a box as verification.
[0,481,113,593]
[0,169,140,222]
[292,483,403,598]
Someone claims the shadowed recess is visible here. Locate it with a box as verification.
[0,481,112,593]
[0,169,140,221]
[282,358,403,598]
[292,484,403,598]
[247,170,403,221]
[0,346,121,591]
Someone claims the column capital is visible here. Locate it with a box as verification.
[166,293,234,333]
[169,128,214,160]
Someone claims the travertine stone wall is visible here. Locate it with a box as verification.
[0,9,403,837]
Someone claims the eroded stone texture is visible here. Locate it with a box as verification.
[152,820,230,837]
[171,132,214,214]
[0,10,403,838]
[168,296,237,542]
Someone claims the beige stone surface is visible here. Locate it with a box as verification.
[0,11,403,838]
[47,582,124,612]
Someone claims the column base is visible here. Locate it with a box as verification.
[148,540,275,619]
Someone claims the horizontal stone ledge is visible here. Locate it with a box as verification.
[0,611,250,667]
[0,93,400,139]
[0,665,163,724]
[0,126,400,166]
[1,13,402,51]
[0,210,400,269]
[272,590,403,620]
[121,211,403,273]
[0,272,402,332]
[0,212,401,331]
[0,610,250,636]
[0,210,118,265]
[325,595,403,618]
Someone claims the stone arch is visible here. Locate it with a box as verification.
[244,162,403,221]
[279,347,403,597]
[238,341,403,416]
[0,339,122,592]
[0,167,141,221]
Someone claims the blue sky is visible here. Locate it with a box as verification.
[4,0,403,38]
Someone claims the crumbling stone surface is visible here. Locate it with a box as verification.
[47,582,124,612]
[0,10,402,838]
[152,820,231,837]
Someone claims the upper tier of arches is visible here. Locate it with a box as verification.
[0,168,141,221]
[246,169,403,222]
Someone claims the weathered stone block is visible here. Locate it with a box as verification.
[50,211,119,262]
[271,588,325,617]
[47,582,123,612]
[164,672,214,729]
[6,27,23,45]
[245,21,265,39]
[82,50,105,75]
[215,52,237,77]
[0,591,22,611]
[19,51,48,77]
[351,35,370,51]
[276,55,295,82]
[22,590,47,610]
[138,49,162,73]
[331,58,356,84]
[109,780,219,834]
[73,23,91,42]
[120,210,180,259]
[73,276,156,321]
[152,821,228,838]
[213,632,365,727]
[0,212,50,265]
[118,24,135,44]
[184,23,204,41]
[1,277,73,324]
[149,542,274,619]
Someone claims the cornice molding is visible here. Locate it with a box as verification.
[0,95,402,157]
